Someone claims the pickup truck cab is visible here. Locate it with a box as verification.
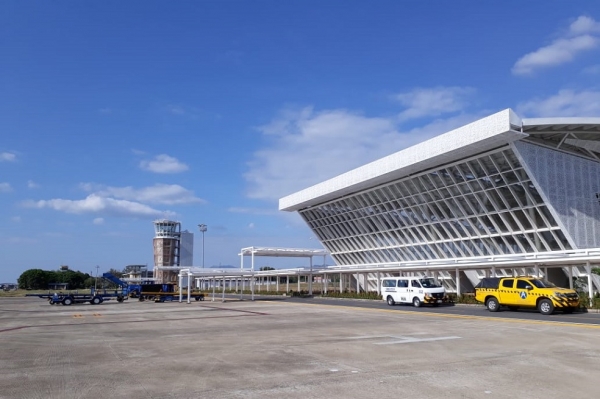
[474,276,579,315]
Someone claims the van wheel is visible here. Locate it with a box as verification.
[412,297,422,308]
[62,297,73,306]
[386,296,395,306]
[538,299,554,315]
[486,297,500,312]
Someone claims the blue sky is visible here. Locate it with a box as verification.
[1,1,600,282]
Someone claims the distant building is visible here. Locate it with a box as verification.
[180,231,194,267]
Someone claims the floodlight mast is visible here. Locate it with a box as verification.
[198,224,207,269]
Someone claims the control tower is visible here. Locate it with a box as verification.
[153,219,181,283]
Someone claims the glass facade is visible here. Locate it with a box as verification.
[300,147,571,266]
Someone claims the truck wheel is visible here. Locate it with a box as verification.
[91,296,101,305]
[412,297,422,308]
[486,297,500,312]
[195,297,200,301]
[386,296,395,306]
[62,297,73,306]
[538,299,554,315]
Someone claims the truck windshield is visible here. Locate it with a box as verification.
[419,278,442,288]
[530,279,557,288]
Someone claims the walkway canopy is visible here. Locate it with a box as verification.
[239,246,329,271]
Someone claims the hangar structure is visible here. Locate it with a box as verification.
[279,109,600,296]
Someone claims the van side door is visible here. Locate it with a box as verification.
[408,279,422,301]
[397,279,409,302]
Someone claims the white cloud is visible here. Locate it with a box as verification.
[512,16,600,75]
[1,152,16,162]
[0,182,13,192]
[11,216,21,223]
[228,207,279,216]
[248,223,255,229]
[93,217,105,225]
[80,183,204,205]
[27,180,40,189]
[139,154,189,174]
[517,89,600,117]
[23,194,175,219]
[394,87,475,121]
[245,106,478,202]
[583,64,600,74]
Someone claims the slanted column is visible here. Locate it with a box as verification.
[568,266,574,290]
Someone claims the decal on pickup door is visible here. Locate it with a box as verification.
[520,291,527,300]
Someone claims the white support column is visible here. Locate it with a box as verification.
[356,273,359,293]
[324,273,328,294]
[297,275,300,292]
[376,271,381,295]
[309,257,313,295]
[534,264,540,278]
[339,273,343,293]
[491,266,496,278]
[251,275,255,301]
[222,276,226,302]
[586,261,593,308]
[456,268,461,297]
[276,275,279,293]
[178,273,183,303]
[286,275,289,293]
[212,278,216,302]
[187,272,191,304]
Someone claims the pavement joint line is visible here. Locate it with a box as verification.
[267,301,600,330]
[0,312,268,334]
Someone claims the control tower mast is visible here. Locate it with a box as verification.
[153,219,181,283]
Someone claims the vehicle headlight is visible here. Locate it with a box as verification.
[554,292,566,298]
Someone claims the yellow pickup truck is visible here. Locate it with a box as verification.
[474,276,579,315]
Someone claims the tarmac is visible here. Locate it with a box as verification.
[1,296,599,399]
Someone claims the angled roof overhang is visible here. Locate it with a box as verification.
[279,108,525,212]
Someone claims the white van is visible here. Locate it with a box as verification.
[381,277,445,307]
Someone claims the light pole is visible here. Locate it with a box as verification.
[198,224,207,269]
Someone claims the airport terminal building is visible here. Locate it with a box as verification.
[279,109,600,294]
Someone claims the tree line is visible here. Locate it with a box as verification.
[17,267,125,290]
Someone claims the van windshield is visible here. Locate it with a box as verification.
[419,278,442,288]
